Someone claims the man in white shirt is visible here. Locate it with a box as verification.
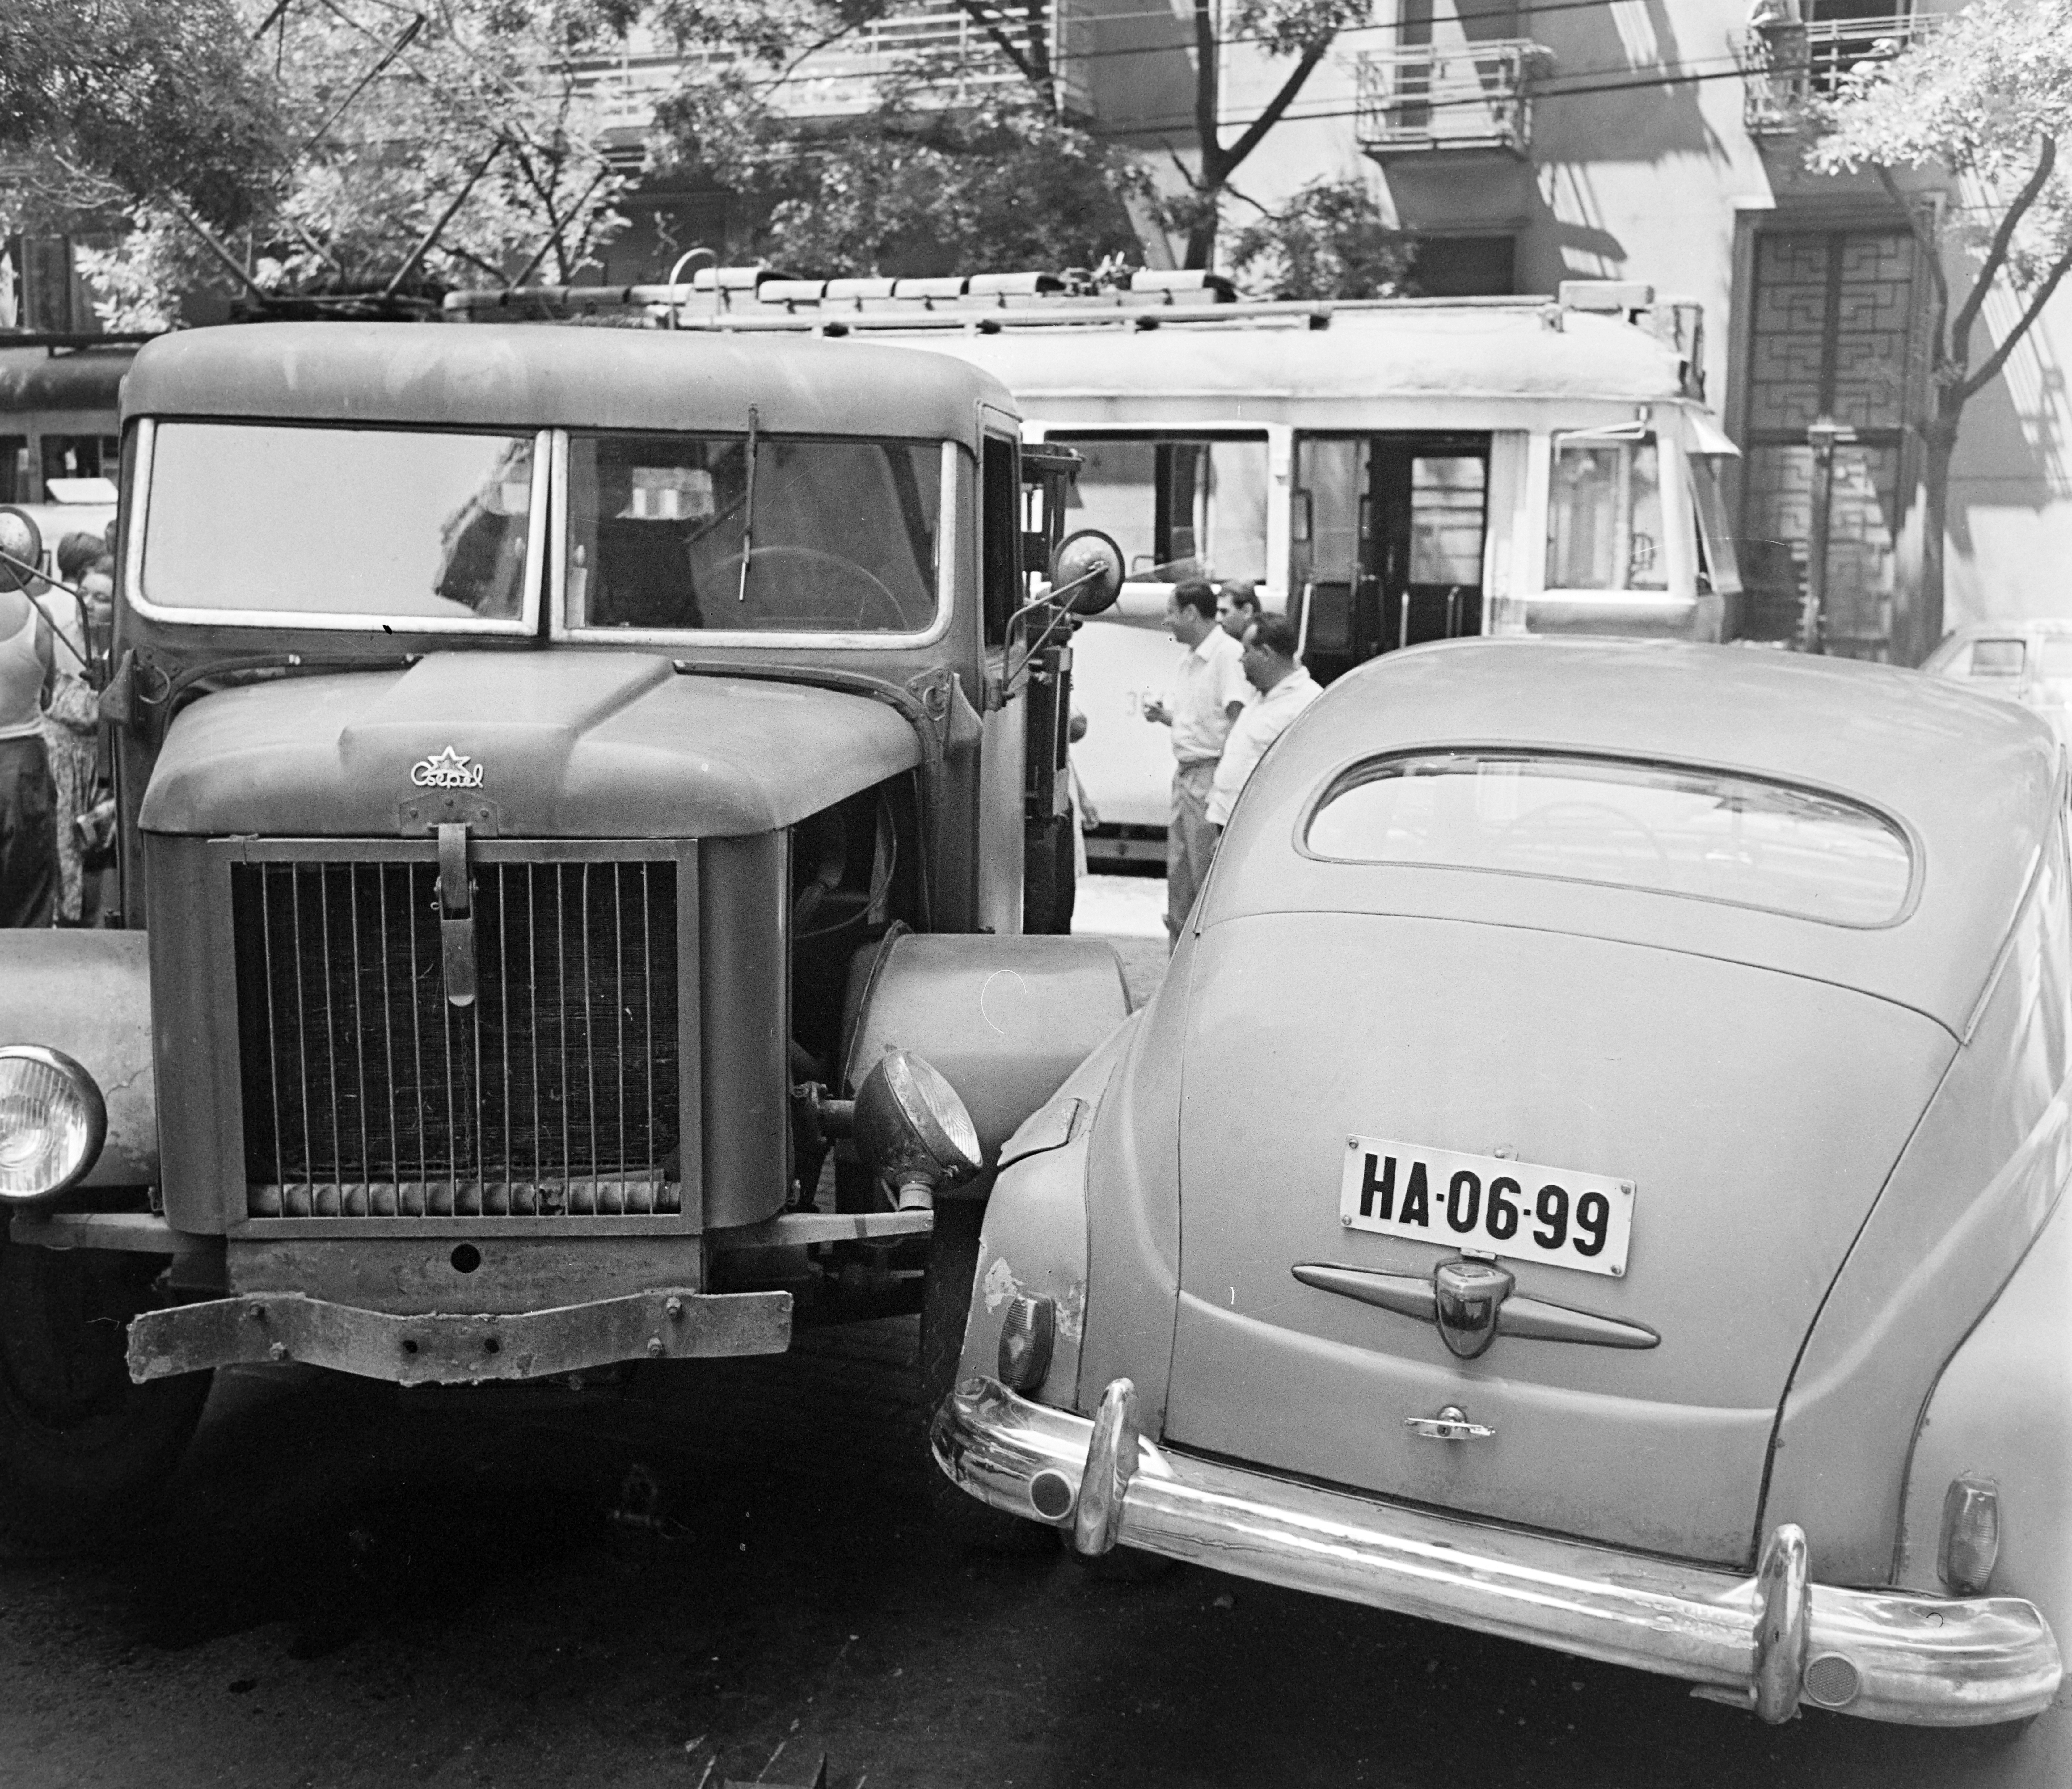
[1143,579,1248,945]
[1208,615,1322,835]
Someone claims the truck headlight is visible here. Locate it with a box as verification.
[853,1049,983,1212]
[0,1046,108,1204]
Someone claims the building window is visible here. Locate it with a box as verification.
[1739,228,1916,655]
[1410,236,1515,296]
[0,437,28,506]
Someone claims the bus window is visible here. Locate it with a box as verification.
[0,438,27,505]
[1054,434,1268,584]
[1690,454,1742,596]
[40,434,120,492]
[1547,433,1666,591]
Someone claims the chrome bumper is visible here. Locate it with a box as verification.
[128,1287,792,1386]
[932,1376,2062,1728]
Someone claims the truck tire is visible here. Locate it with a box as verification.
[919,1200,1053,1554]
[0,1233,212,1557]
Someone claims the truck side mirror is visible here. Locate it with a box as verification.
[1049,529,1125,617]
[0,507,44,595]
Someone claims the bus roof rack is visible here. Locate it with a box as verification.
[437,266,1707,399]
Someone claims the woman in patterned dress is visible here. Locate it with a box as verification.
[42,533,108,925]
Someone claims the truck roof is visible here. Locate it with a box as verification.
[121,322,1015,442]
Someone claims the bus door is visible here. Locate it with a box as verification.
[1292,433,1490,684]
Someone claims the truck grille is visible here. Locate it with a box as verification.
[231,858,681,1217]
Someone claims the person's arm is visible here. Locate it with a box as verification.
[34,615,52,710]
[1206,714,1263,829]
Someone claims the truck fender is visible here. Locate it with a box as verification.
[0,930,156,1188]
[841,930,1131,1175]
[1896,1188,2072,1776]
[955,1011,1142,1409]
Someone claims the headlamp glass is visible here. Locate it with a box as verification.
[0,1048,107,1202]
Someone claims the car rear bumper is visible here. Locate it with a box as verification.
[933,1375,2062,1728]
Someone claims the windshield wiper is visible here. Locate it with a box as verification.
[736,404,759,604]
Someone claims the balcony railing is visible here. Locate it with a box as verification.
[1354,40,1547,158]
[559,1,1089,136]
[1731,11,1933,136]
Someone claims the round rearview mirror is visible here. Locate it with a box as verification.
[1048,529,1125,617]
[852,1048,985,1212]
[0,507,44,596]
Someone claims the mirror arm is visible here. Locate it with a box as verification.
[0,548,97,678]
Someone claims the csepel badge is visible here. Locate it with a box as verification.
[410,746,485,789]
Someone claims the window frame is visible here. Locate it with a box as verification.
[1295,745,1923,930]
[551,431,960,651]
[125,417,550,637]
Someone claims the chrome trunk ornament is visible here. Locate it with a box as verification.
[1433,1258,1513,1359]
[1290,1258,1659,1352]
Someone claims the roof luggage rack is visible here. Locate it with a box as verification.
[439,267,1706,397]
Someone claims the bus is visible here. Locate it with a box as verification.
[445,272,1742,866]
[0,340,132,577]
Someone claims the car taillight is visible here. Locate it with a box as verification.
[1939,1474,2001,1595]
[998,1294,1056,1391]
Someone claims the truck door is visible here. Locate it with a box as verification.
[1292,432,1490,684]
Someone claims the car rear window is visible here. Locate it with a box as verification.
[1304,752,1913,926]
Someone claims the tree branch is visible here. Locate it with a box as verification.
[1950,134,2056,377]
[1193,0,1222,177]
[950,0,1043,95]
[1960,237,2072,401]
[1878,165,1949,383]
[1211,38,1330,187]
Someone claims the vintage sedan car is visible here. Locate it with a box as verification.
[934,638,2072,1777]
[1923,621,2072,748]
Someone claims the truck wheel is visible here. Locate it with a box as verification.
[0,1234,212,1557]
[920,1200,1053,1554]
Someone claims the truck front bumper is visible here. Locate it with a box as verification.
[129,1287,792,1387]
[933,1375,2062,1729]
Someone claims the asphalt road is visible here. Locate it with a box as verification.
[0,899,2026,1786]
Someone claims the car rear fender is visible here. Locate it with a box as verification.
[1891,1192,2072,1777]
[1766,827,2072,1584]
[0,929,157,1189]
[1071,924,1197,1430]
[957,1014,1142,1404]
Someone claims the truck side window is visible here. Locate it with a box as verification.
[982,434,1019,648]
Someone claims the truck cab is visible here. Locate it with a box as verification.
[0,321,1128,1549]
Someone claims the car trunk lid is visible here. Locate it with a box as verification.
[1162,912,1954,1566]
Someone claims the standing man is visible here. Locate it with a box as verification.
[1143,579,1248,945]
[1208,615,1322,836]
[1215,581,1263,641]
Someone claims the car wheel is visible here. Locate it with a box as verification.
[0,1232,212,1558]
[919,1200,1055,1555]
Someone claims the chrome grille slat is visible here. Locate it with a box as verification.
[232,856,681,1218]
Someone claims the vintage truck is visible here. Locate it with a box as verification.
[0,320,1131,1551]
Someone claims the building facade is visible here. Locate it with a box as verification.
[1130,0,2072,658]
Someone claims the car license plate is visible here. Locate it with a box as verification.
[1339,1136,1634,1278]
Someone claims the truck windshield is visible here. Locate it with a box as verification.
[1306,751,1912,926]
[139,423,536,625]
[564,431,941,635]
